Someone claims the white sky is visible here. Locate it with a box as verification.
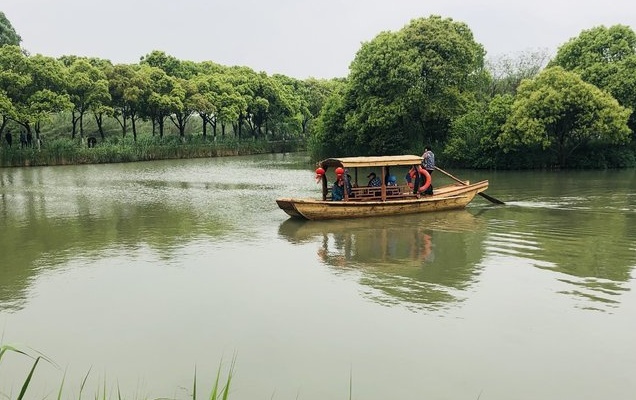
[3,0,636,79]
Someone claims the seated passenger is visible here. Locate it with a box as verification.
[345,173,354,196]
[387,175,399,195]
[332,177,345,201]
[367,172,381,187]
[405,167,415,185]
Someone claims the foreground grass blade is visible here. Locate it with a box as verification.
[192,365,197,400]
[209,360,221,400]
[220,354,236,400]
[208,353,237,400]
[0,344,31,363]
[57,368,67,400]
[78,366,92,400]
[349,367,353,400]
[17,356,41,400]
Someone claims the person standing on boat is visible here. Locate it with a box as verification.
[422,146,435,175]
[421,146,435,195]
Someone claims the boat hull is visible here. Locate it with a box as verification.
[277,181,488,220]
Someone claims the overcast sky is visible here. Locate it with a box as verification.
[3,0,636,79]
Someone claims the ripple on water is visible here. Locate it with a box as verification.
[483,203,636,312]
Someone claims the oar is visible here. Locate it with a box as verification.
[434,166,505,205]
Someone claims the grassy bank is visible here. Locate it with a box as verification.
[0,136,306,168]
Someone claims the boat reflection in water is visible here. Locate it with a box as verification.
[278,210,487,311]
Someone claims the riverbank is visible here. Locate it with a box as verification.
[0,136,306,167]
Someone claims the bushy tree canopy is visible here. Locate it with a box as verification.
[332,15,486,155]
[500,67,631,167]
[550,25,636,132]
[0,12,21,47]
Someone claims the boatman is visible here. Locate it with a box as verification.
[421,146,435,195]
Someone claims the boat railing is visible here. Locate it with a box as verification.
[327,185,417,201]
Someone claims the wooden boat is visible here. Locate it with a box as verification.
[276,155,491,220]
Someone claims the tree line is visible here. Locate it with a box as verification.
[2,11,636,168]
[313,16,636,168]
[0,48,338,144]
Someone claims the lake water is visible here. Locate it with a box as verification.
[1,153,635,400]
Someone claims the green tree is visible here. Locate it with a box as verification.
[344,15,486,154]
[280,76,339,136]
[65,58,111,139]
[107,63,149,141]
[140,50,186,78]
[0,45,25,133]
[169,76,197,137]
[311,84,356,158]
[140,66,184,138]
[0,46,70,140]
[445,94,515,168]
[236,71,295,139]
[550,24,636,133]
[88,58,115,139]
[500,67,631,167]
[0,11,21,47]
[192,70,246,139]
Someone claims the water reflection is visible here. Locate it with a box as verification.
[484,195,636,311]
[0,198,229,313]
[279,211,487,311]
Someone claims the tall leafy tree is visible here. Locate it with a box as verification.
[550,25,636,133]
[0,45,25,133]
[445,94,515,168]
[140,50,185,77]
[87,58,114,139]
[344,15,486,154]
[0,11,21,47]
[224,66,260,138]
[0,46,70,139]
[272,75,338,137]
[65,58,111,138]
[107,64,149,141]
[500,67,631,167]
[312,85,354,158]
[191,70,245,139]
[168,76,196,137]
[140,66,184,138]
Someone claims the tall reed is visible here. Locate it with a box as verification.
[0,136,306,167]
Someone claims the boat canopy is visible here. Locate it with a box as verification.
[319,155,423,169]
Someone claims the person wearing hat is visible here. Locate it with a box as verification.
[367,172,381,187]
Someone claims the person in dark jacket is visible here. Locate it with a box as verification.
[332,176,345,201]
[420,146,435,195]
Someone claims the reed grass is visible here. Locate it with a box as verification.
[1,344,237,400]
[0,136,306,167]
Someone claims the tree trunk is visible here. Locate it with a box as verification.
[71,111,79,139]
[201,114,207,138]
[132,116,138,142]
[95,113,105,140]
